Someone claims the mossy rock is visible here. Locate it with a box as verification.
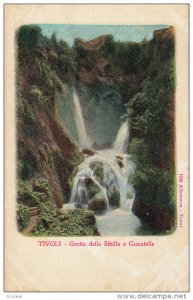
[117,159,124,168]
[86,177,101,199]
[90,162,104,181]
[82,148,96,156]
[108,185,120,208]
[88,191,107,213]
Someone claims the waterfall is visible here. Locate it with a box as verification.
[70,158,110,209]
[113,121,129,153]
[64,120,140,236]
[73,90,90,148]
[69,149,136,212]
[71,176,89,206]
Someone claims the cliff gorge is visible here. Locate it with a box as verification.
[16,25,176,235]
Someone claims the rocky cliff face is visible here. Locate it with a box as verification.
[75,35,109,51]
[75,34,148,94]
[153,26,175,42]
[17,26,83,208]
[73,34,152,148]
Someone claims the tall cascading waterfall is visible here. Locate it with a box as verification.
[65,119,141,236]
[73,90,91,148]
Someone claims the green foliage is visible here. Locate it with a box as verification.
[46,33,77,81]
[127,33,175,158]
[58,54,77,75]
[17,178,99,236]
[33,178,51,198]
[155,35,175,62]
[18,145,38,180]
[18,140,39,180]
[110,40,153,74]
[17,96,36,124]
[29,85,47,107]
[17,181,46,207]
[128,33,176,221]
[103,35,116,55]
[48,50,58,63]
[87,181,101,199]
[17,203,30,232]
[38,60,64,92]
[30,206,98,236]
[50,33,58,51]
[132,167,175,209]
[38,201,58,223]
[129,138,150,167]
[17,25,42,55]
[75,42,88,61]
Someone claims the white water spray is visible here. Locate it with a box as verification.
[113,121,129,153]
[65,119,140,235]
[73,90,91,148]
[70,157,110,210]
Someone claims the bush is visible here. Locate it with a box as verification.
[17,178,55,233]
[30,206,98,236]
[17,181,47,207]
[29,85,46,107]
[103,35,116,55]
[37,60,64,93]
[129,138,150,167]
[17,96,36,124]
[87,180,101,199]
[33,178,51,198]
[17,25,42,55]
[17,203,30,232]
[18,144,38,180]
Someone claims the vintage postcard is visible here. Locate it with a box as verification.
[4,4,189,292]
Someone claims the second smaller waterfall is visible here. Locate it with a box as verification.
[113,121,129,153]
[70,155,111,210]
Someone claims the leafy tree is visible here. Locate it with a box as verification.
[129,138,150,167]
[17,25,42,54]
[17,203,30,232]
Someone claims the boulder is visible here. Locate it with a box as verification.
[115,155,123,160]
[86,178,101,199]
[117,159,124,168]
[90,162,104,181]
[82,148,96,156]
[88,191,107,213]
[107,185,120,208]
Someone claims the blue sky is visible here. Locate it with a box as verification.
[38,24,170,47]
